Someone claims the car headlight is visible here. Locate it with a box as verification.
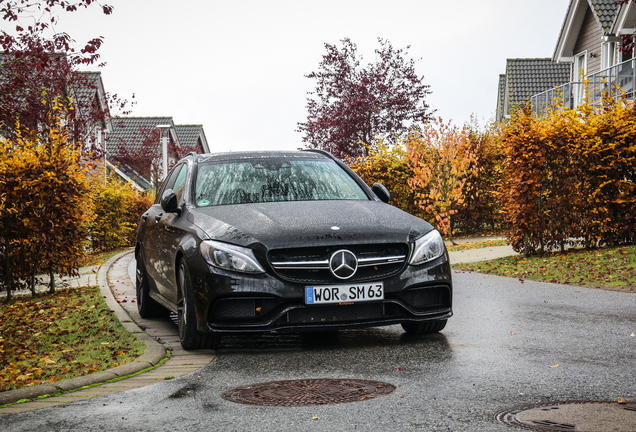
[200,240,265,274]
[409,230,445,265]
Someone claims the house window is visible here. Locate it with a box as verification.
[621,37,634,62]
[574,52,587,80]
[574,52,587,106]
[602,42,617,70]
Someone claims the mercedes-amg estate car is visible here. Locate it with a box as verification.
[135,150,452,349]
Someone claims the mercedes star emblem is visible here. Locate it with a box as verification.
[329,250,358,279]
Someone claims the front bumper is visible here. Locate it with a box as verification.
[188,252,453,334]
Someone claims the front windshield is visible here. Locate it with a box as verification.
[195,158,369,206]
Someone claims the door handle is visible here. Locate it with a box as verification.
[155,213,163,222]
[142,214,148,221]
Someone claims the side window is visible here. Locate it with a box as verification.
[172,164,188,205]
[155,164,183,204]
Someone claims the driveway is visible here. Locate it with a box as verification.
[2,269,635,431]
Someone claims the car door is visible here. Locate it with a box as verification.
[141,165,183,303]
[151,163,189,305]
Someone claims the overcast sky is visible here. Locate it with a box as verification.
[57,0,570,151]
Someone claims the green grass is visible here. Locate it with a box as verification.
[453,244,636,292]
[446,239,508,252]
[0,286,145,392]
[82,247,132,267]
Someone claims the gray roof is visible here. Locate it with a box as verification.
[505,59,571,106]
[175,124,205,151]
[107,117,176,152]
[589,0,620,34]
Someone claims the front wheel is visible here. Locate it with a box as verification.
[401,319,447,335]
[177,259,220,350]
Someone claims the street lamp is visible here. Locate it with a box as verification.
[156,124,171,181]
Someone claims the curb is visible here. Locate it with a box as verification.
[0,250,167,406]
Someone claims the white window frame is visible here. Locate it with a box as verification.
[601,42,617,70]
[574,51,588,106]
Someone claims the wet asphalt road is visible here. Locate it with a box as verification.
[4,271,636,432]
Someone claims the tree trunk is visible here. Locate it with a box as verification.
[30,246,41,296]
[3,230,11,303]
[48,262,55,294]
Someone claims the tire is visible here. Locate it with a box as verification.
[401,319,447,335]
[136,253,166,318]
[177,259,220,350]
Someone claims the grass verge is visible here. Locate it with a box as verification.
[446,239,508,252]
[0,285,145,392]
[453,244,636,292]
[82,247,132,267]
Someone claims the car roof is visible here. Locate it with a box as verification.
[194,150,333,164]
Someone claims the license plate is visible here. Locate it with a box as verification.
[305,282,384,305]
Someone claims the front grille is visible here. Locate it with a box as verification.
[269,243,408,284]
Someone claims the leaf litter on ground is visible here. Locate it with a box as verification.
[0,286,144,392]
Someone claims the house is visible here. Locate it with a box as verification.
[175,125,210,155]
[105,117,210,191]
[497,0,636,118]
[496,59,571,121]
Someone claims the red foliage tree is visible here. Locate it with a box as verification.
[0,0,116,150]
[298,37,433,159]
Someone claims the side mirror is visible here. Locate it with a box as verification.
[161,189,180,214]
[372,183,390,204]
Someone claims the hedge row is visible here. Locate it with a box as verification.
[349,94,636,254]
[501,94,636,254]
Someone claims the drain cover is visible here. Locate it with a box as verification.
[222,378,395,406]
[496,401,636,432]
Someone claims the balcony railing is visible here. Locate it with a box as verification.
[531,58,636,116]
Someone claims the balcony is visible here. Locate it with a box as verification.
[531,58,636,116]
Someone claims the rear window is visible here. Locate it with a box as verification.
[194,158,369,206]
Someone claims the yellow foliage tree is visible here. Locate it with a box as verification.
[0,101,95,299]
[406,118,478,243]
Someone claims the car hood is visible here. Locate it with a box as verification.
[188,200,433,250]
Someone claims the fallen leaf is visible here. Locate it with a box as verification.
[549,364,559,368]
[618,397,627,404]
[312,417,319,420]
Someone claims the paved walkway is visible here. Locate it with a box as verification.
[0,238,516,415]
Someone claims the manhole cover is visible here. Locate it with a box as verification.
[495,401,636,432]
[222,378,395,406]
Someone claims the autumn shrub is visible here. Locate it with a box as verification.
[576,93,636,246]
[499,90,636,255]
[453,121,504,234]
[346,140,429,220]
[347,122,503,240]
[0,104,95,298]
[90,175,153,252]
[405,118,477,242]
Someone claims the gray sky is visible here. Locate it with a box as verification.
[59,0,570,151]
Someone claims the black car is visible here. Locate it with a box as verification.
[135,150,452,349]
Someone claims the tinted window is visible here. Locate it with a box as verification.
[195,158,368,206]
[172,164,188,205]
[155,164,185,205]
